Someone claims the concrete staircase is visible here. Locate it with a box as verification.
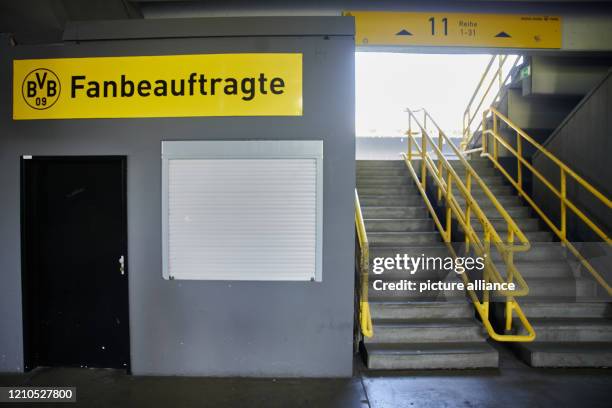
[452,158,612,367]
[357,160,499,370]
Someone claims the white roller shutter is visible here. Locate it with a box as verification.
[162,141,323,281]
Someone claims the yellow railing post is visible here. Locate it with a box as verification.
[482,111,488,155]
[407,114,413,161]
[445,172,453,242]
[437,130,443,201]
[493,114,499,161]
[482,228,491,319]
[505,228,515,331]
[421,131,427,189]
[465,172,472,252]
[505,300,514,332]
[463,111,470,150]
[516,131,523,190]
[560,168,567,242]
[355,189,373,338]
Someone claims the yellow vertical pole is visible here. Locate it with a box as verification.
[493,114,498,161]
[482,227,491,319]
[408,114,413,161]
[561,168,567,242]
[445,172,452,242]
[437,130,443,202]
[505,301,514,332]
[465,172,472,253]
[505,228,515,331]
[421,130,427,189]
[482,111,488,155]
[516,131,523,190]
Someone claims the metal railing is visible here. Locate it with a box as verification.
[461,54,522,152]
[404,108,536,342]
[355,189,373,338]
[480,107,612,296]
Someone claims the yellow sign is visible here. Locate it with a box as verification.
[13,53,303,120]
[347,11,561,49]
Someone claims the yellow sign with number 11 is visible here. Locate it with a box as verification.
[346,11,561,49]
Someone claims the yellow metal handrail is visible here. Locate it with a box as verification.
[404,108,535,342]
[461,55,521,151]
[481,107,612,296]
[355,189,373,338]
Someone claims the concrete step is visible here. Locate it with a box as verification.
[450,194,522,208]
[461,159,492,169]
[372,294,467,303]
[521,230,554,242]
[491,277,598,299]
[357,160,405,168]
[358,186,417,196]
[365,319,487,344]
[470,188,517,199]
[472,217,541,232]
[514,318,612,342]
[433,159,492,170]
[366,342,499,369]
[362,206,428,219]
[368,232,440,246]
[495,261,575,279]
[449,167,499,177]
[470,205,532,219]
[513,342,612,368]
[370,244,453,259]
[489,243,566,262]
[360,195,423,206]
[519,302,612,319]
[472,205,531,219]
[369,288,464,301]
[357,168,408,177]
[472,184,515,196]
[357,176,411,186]
[467,176,507,187]
[365,218,433,232]
[369,301,474,320]
[469,229,553,243]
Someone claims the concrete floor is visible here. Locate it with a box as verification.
[1,345,611,408]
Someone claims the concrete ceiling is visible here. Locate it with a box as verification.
[2,0,612,44]
[0,0,141,43]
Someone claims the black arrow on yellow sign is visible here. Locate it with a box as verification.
[396,29,413,36]
[495,31,512,38]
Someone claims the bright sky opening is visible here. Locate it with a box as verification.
[356,52,494,138]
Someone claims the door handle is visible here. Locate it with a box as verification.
[119,255,125,275]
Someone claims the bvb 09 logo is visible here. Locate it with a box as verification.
[21,68,61,110]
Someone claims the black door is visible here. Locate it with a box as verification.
[22,157,129,370]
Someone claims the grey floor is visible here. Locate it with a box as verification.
[1,345,611,408]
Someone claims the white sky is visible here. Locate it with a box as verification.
[355,52,493,138]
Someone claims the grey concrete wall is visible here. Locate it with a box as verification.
[533,70,612,242]
[525,56,612,97]
[0,18,356,376]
